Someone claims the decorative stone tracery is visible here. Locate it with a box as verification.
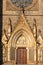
[2,13,43,64]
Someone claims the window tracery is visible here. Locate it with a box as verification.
[11,0,33,8]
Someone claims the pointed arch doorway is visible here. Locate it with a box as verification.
[8,14,36,64]
[16,47,27,64]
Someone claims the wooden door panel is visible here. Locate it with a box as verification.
[16,47,27,64]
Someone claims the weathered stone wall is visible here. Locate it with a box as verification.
[2,0,43,36]
[2,0,43,64]
[3,0,43,15]
[2,16,43,36]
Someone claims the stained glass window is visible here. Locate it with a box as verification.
[11,0,33,8]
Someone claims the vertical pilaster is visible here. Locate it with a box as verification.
[8,47,10,61]
[34,47,36,63]
[26,48,29,64]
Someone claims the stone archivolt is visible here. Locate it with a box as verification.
[2,13,43,64]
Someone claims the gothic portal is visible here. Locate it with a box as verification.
[2,0,43,65]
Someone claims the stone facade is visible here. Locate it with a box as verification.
[2,0,43,64]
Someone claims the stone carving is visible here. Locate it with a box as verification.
[2,18,12,62]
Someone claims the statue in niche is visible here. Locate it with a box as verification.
[2,18,12,45]
[33,18,43,46]
[2,18,12,62]
[2,29,8,62]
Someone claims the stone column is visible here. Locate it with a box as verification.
[15,47,17,64]
[6,46,8,61]
[3,46,5,62]
[41,49,42,62]
[8,47,10,61]
[26,48,29,64]
[15,48,17,64]
[42,48,43,62]
[34,47,36,63]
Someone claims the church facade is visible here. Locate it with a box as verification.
[2,0,43,65]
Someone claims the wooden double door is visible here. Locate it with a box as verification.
[16,47,27,64]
